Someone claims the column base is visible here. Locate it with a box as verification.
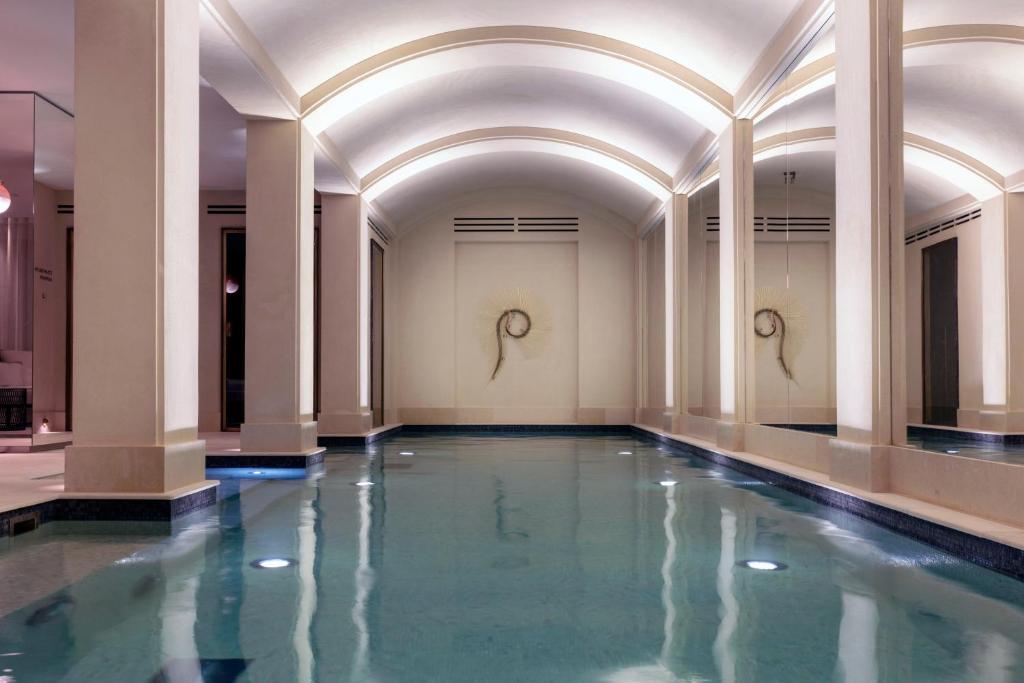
[317,411,373,435]
[663,411,687,434]
[58,480,218,523]
[829,439,889,492]
[241,421,318,455]
[717,421,745,451]
[65,439,207,494]
[979,409,1024,433]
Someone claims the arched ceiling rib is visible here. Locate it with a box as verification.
[362,136,672,207]
[229,0,803,97]
[300,31,734,136]
[375,151,657,228]
[321,65,705,178]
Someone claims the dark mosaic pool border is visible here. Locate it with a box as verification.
[205,448,325,469]
[908,424,1024,445]
[400,424,632,435]
[629,426,1024,583]
[0,485,218,538]
[319,424,403,447]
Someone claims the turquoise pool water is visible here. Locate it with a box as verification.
[1,435,1023,682]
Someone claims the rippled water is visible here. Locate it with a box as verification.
[1,434,1022,682]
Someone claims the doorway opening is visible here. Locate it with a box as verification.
[922,238,959,426]
[370,240,385,427]
[221,228,246,431]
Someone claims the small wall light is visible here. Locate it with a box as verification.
[0,181,10,215]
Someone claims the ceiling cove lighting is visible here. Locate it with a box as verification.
[250,558,297,569]
[302,43,731,136]
[739,560,787,571]
[754,71,836,123]
[0,181,10,215]
[361,138,672,203]
[904,145,1002,201]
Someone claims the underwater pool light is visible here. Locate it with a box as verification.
[618,451,633,456]
[739,560,787,571]
[659,480,677,487]
[399,451,415,456]
[250,558,297,569]
[353,480,374,487]
[946,449,959,454]
[251,470,264,475]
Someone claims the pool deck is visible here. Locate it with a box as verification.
[632,423,1024,553]
[2,427,1024,566]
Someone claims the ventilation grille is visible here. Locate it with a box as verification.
[905,207,981,245]
[704,216,832,233]
[206,203,324,216]
[57,203,74,215]
[207,203,245,215]
[453,216,579,233]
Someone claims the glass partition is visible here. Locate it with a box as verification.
[751,32,837,435]
[31,95,74,442]
[0,94,37,439]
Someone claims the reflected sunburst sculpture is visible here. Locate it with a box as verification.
[476,288,551,380]
[753,287,805,382]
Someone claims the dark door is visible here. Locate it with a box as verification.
[370,240,385,427]
[922,238,959,426]
[222,229,246,431]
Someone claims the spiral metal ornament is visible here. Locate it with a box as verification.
[754,307,793,380]
[491,308,532,380]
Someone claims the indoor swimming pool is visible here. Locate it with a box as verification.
[1,434,1023,682]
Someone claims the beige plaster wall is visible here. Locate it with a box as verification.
[641,223,665,426]
[395,191,635,424]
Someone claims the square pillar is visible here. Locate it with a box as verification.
[65,0,209,499]
[663,194,688,433]
[831,0,905,490]
[717,119,755,450]
[317,194,373,435]
[241,119,319,455]
[981,192,1024,431]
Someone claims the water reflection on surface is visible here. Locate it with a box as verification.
[0,436,1023,682]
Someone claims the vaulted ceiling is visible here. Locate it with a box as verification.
[2,0,1021,230]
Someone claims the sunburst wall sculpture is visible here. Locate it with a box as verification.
[476,288,552,381]
[753,286,805,382]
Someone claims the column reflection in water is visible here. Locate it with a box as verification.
[351,460,382,682]
[714,507,738,683]
[294,489,319,683]
[836,591,878,683]
[605,472,681,683]
[658,482,678,670]
[157,514,218,680]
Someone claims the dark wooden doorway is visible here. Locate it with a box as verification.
[922,238,959,426]
[221,229,246,431]
[370,240,385,427]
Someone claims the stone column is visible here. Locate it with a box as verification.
[317,194,373,435]
[65,0,210,500]
[240,119,319,455]
[981,192,1024,431]
[831,0,905,490]
[717,119,755,450]
[663,194,688,433]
